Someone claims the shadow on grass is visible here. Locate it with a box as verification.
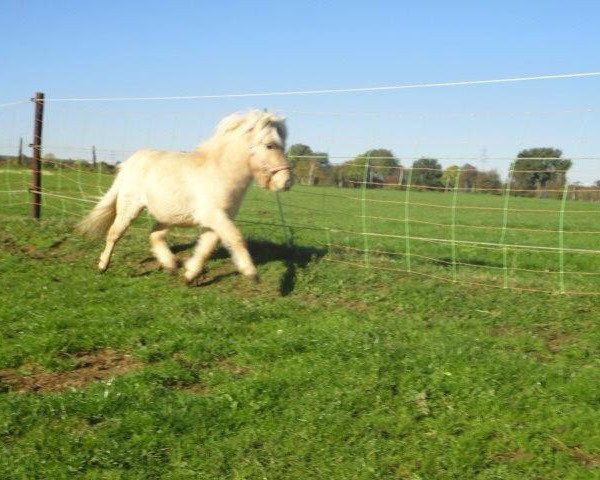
[433,256,504,269]
[170,239,325,296]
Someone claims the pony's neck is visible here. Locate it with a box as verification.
[199,137,254,195]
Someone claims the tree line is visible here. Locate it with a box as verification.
[0,146,595,200]
[0,153,116,174]
[287,144,584,199]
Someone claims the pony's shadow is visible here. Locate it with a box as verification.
[170,239,325,296]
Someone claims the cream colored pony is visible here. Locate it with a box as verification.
[77,110,291,283]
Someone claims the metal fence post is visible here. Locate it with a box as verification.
[31,92,45,219]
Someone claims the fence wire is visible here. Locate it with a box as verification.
[3,150,600,296]
[2,71,600,295]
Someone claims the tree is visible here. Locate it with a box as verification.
[460,163,478,191]
[513,148,571,197]
[286,144,314,168]
[476,169,502,192]
[341,149,399,187]
[442,165,460,190]
[286,144,329,185]
[411,158,442,188]
[356,149,399,175]
[295,152,330,185]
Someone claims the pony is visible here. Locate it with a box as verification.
[77,110,291,283]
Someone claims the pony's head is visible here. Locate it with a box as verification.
[211,110,292,192]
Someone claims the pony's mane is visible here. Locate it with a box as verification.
[198,110,286,150]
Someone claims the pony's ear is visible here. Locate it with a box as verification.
[276,120,287,141]
[252,113,287,138]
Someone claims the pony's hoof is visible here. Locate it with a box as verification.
[184,266,207,285]
[184,271,200,285]
[247,273,260,284]
[163,259,181,275]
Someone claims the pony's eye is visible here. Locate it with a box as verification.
[266,144,276,150]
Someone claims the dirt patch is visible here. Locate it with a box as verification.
[490,324,523,338]
[169,354,249,393]
[215,357,250,377]
[543,332,573,354]
[0,349,141,393]
[413,391,430,417]
[550,436,600,468]
[493,449,532,462]
[173,353,250,377]
[0,235,45,259]
[173,381,208,393]
[129,258,162,277]
[55,250,86,262]
[0,233,89,262]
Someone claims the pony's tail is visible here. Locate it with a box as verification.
[76,180,119,238]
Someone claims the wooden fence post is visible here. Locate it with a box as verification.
[31,92,45,219]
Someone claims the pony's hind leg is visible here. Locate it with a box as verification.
[184,230,220,283]
[150,223,178,274]
[98,201,141,272]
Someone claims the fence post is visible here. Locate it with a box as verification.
[93,145,103,195]
[18,137,24,166]
[558,181,569,294]
[31,92,45,220]
[500,162,515,289]
[92,145,97,168]
[361,158,371,268]
[404,167,413,272]
[450,169,461,282]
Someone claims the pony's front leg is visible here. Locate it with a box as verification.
[184,230,220,283]
[203,211,258,282]
[150,223,178,273]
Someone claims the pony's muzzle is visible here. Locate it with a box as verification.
[269,169,293,192]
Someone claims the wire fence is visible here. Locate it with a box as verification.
[3,153,600,295]
[2,71,600,295]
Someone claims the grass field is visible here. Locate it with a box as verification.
[4,163,600,294]
[1,164,599,478]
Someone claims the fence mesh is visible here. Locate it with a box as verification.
[2,73,600,295]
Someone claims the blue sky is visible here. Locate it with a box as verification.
[2,0,599,182]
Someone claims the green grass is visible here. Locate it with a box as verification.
[4,163,600,293]
[1,164,599,479]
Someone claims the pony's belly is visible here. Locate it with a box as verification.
[147,205,196,227]
[143,186,198,226]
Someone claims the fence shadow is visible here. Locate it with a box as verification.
[170,239,325,296]
[433,256,504,269]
